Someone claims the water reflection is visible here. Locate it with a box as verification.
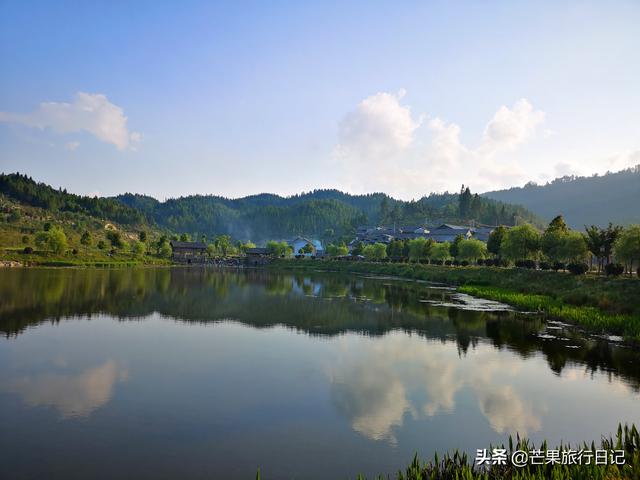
[1,359,127,418]
[1,267,638,391]
[329,334,542,443]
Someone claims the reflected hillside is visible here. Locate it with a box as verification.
[0,267,638,389]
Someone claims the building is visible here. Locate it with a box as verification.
[245,247,271,266]
[170,241,208,264]
[424,224,474,243]
[289,236,324,257]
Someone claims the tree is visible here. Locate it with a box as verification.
[614,225,640,274]
[80,231,92,247]
[501,224,540,262]
[547,215,569,234]
[430,242,451,261]
[106,230,124,249]
[457,239,488,262]
[299,243,314,254]
[541,216,572,263]
[583,225,604,272]
[450,234,464,258]
[160,241,172,258]
[351,241,364,256]
[97,240,106,250]
[47,226,68,254]
[138,231,147,243]
[408,237,432,262]
[458,185,472,218]
[326,243,348,257]
[266,240,289,258]
[179,233,190,242]
[239,241,256,253]
[131,240,145,256]
[487,226,506,258]
[560,231,589,264]
[363,243,387,261]
[214,235,233,256]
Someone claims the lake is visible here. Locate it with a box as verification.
[0,267,638,479]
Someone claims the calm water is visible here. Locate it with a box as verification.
[0,268,639,479]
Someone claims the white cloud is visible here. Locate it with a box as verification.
[2,360,128,418]
[65,141,80,151]
[480,99,545,155]
[0,92,141,150]
[335,89,421,161]
[334,93,546,196]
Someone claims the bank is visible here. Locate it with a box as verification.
[269,259,640,341]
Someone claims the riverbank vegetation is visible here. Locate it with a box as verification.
[269,259,640,340]
[348,423,639,479]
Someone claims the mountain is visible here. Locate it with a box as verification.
[115,189,542,241]
[0,172,543,242]
[483,165,640,228]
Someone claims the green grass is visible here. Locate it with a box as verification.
[269,259,640,341]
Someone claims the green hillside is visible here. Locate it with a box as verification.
[483,165,640,228]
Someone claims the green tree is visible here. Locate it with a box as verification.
[430,242,451,261]
[457,239,488,262]
[583,225,604,272]
[80,231,92,247]
[299,243,314,254]
[560,231,589,264]
[266,240,289,258]
[138,231,147,243]
[487,225,506,258]
[214,235,233,256]
[501,224,540,262]
[160,241,172,258]
[458,185,472,218]
[47,226,68,254]
[239,241,256,253]
[614,225,640,274]
[131,240,145,256]
[408,237,431,262]
[106,230,124,249]
[179,233,190,242]
[363,243,387,261]
[97,240,106,250]
[450,234,464,258]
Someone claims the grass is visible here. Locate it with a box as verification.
[269,259,640,341]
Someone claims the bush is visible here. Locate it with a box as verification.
[539,261,551,270]
[476,259,485,266]
[452,259,460,266]
[552,261,565,271]
[605,263,624,276]
[72,248,79,255]
[567,262,589,275]
[460,260,469,266]
[484,258,495,267]
[515,259,537,269]
[430,259,443,265]
[22,246,33,254]
[444,260,453,266]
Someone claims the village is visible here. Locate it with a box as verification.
[169,223,496,265]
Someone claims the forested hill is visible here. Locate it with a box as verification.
[0,173,145,225]
[483,165,640,228]
[116,187,542,241]
[0,172,542,241]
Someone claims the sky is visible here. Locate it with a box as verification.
[1,0,639,200]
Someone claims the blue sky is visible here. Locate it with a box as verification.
[1,1,639,200]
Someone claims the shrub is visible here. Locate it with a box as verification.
[430,259,443,265]
[72,248,79,255]
[567,262,589,275]
[552,261,565,271]
[22,246,33,254]
[97,240,106,250]
[476,259,485,266]
[444,260,452,266]
[605,263,624,276]
[484,258,495,267]
[452,259,460,266]
[539,261,551,270]
[515,259,537,269]
[460,260,469,266]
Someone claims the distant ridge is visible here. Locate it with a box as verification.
[483,165,640,228]
[0,172,543,241]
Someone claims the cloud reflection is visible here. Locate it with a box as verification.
[328,333,542,443]
[3,360,128,418]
